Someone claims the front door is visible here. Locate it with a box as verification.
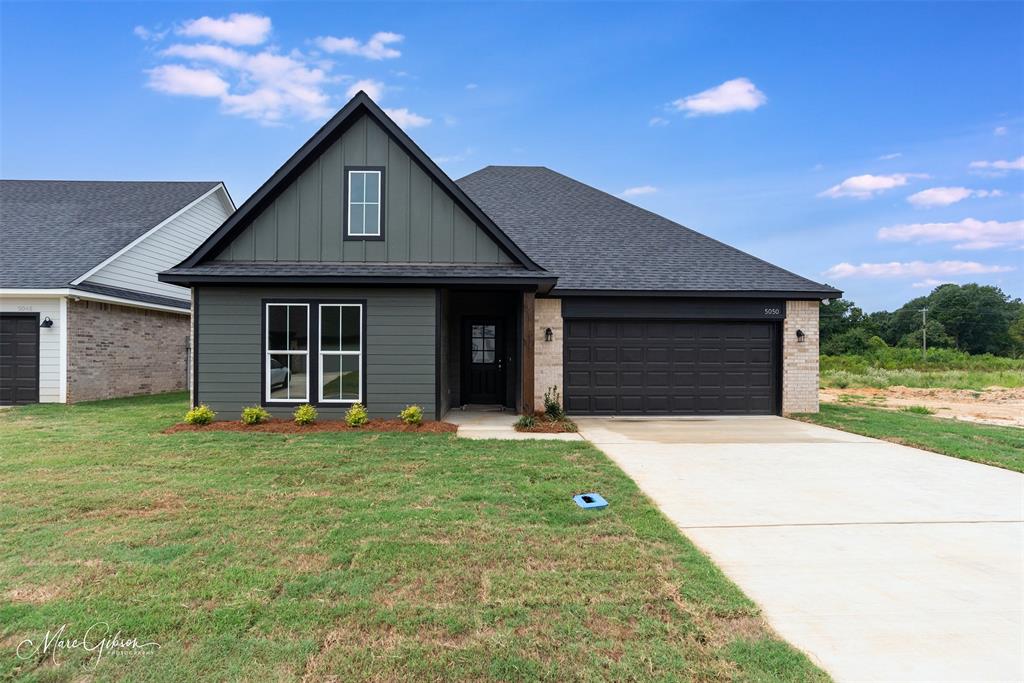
[462,318,505,404]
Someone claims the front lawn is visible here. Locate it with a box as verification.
[0,393,824,681]
[793,403,1024,473]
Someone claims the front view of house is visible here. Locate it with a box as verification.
[161,92,840,421]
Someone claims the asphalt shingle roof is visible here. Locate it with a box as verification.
[1,180,219,288]
[457,166,839,296]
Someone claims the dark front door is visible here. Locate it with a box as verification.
[462,318,505,404]
[0,313,40,405]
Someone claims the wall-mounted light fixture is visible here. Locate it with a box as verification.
[39,316,53,328]
[544,327,553,342]
[795,329,805,343]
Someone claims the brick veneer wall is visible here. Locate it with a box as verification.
[66,299,191,402]
[782,300,820,413]
[534,298,563,409]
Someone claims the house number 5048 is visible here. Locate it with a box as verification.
[764,307,781,316]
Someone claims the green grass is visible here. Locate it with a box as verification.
[793,403,1024,473]
[0,393,825,682]
[820,349,1024,389]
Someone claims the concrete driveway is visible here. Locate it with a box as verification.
[577,416,1024,682]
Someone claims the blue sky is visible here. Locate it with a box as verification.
[2,2,1022,311]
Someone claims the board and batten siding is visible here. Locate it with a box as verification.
[215,114,512,265]
[195,286,436,419]
[0,296,63,402]
[83,190,233,302]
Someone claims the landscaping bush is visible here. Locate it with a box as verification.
[184,404,215,425]
[399,405,423,425]
[293,404,318,426]
[345,403,368,427]
[241,406,270,425]
[515,414,536,429]
[543,385,564,420]
[899,405,935,415]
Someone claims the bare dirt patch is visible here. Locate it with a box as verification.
[163,418,457,435]
[515,418,579,433]
[821,386,1024,427]
[5,585,63,604]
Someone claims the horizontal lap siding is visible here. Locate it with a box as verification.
[196,286,435,420]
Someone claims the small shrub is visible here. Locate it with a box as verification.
[561,420,579,433]
[899,405,935,415]
[184,404,215,425]
[293,403,318,426]
[543,385,564,420]
[241,406,270,425]
[345,403,368,427]
[399,405,423,425]
[515,414,536,430]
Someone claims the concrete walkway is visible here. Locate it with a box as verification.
[446,408,583,440]
[577,416,1024,682]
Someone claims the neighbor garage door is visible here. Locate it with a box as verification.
[564,319,778,415]
[0,313,40,405]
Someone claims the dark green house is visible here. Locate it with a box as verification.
[161,92,839,420]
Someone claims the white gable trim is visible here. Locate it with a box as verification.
[71,184,234,286]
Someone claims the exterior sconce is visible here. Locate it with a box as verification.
[544,327,553,342]
[796,329,805,343]
[39,316,53,328]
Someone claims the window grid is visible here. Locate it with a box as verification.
[348,170,381,237]
[318,304,363,403]
[265,303,309,403]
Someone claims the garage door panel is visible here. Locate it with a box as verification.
[0,314,40,406]
[564,319,777,415]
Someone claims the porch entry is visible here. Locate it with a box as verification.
[461,318,505,404]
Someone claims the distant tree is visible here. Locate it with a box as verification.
[898,319,954,351]
[925,284,1017,355]
[819,298,865,346]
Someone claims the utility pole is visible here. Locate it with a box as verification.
[919,307,928,360]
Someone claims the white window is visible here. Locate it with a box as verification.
[347,170,381,237]
[265,303,309,402]
[319,304,362,403]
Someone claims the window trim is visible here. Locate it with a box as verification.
[260,298,369,409]
[264,302,310,404]
[317,303,363,404]
[343,166,385,241]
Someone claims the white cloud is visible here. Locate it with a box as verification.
[877,218,1023,250]
[994,126,1008,136]
[315,32,403,59]
[383,107,430,129]
[346,78,384,101]
[620,186,658,197]
[134,25,168,42]
[672,77,766,117]
[179,13,271,46]
[906,186,1003,208]
[819,173,928,199]
[162,43,247,68]
[912,278,946,289]
[823,260,1013,279]
[435,147,476,164]
[878,152,902,160]
[969,156,1024,171]
[146,65,229,97]
[648,116,669,127]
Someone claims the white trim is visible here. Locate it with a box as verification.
[346,170,381,237]
[317,303,363,404]
[264,303,310,403]
[1,289,188,314]
[71,184,233,286]
[58,296,68,402]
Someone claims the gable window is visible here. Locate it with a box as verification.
[346,168,383,238]
[265,303,309,402]
[319,304,363,403]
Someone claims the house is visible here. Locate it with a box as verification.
[0,180,234,405]
[161,92,840,420]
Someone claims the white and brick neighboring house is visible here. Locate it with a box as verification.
[160,92,838,421]
[0,180,234,404]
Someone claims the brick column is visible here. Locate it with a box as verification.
[782,300,819,413]
[533,298,563,410]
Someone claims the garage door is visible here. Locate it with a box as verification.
[0,313,40,405]
[564,319,778,415]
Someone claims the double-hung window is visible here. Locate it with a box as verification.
[347,169,382,237]
[265,303,309,402]
[318,304,363,403]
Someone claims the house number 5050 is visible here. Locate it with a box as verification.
[764,307,781,316]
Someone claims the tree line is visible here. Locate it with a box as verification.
[820,283,1024,357]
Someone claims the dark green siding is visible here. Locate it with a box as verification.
[196,285,436,420]
[216,113,512,265]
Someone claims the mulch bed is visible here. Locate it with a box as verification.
[163,418,458,434]
[515,418,578,434]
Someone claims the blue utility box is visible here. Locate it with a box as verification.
[573,492,608,510]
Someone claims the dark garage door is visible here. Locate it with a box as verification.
[564,319,778,415]
[0,313,40,405]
